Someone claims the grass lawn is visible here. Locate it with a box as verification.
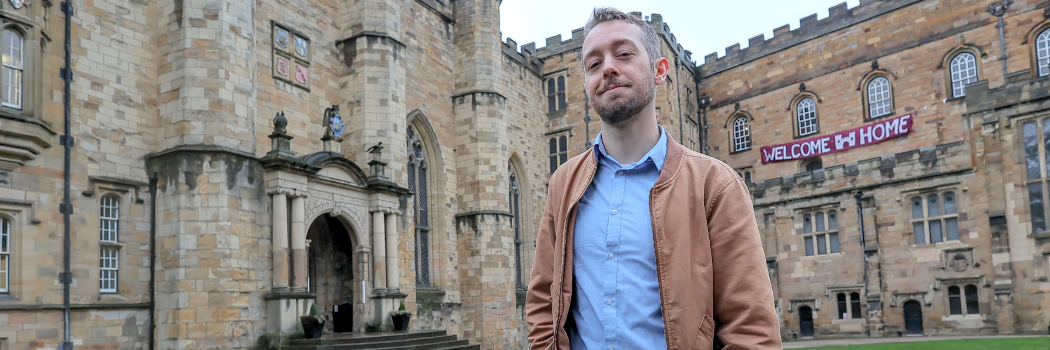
[808,337,1049,349]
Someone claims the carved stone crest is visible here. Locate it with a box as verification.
[950,253,970,272]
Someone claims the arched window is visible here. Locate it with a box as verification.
[964,284,979,315]
[509,165,523,289]
[866,76,892,118]
[100,195,120,293]
[2,29,24,109]
[547,76,566,113]
[850,292,862,319]
[548,135,568,173]
[949,53,978,98]
[0,216,9,293]
[732,116,751,152]
[407,126,432,286]
[1036,29,1050,77]
[796,97,818,136]
[837,293,848,319]
[802,158,823,172]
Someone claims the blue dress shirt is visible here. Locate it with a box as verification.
[568,126,668,350]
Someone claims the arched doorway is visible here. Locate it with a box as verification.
[307,214,358,333]
[903,300,923,335]
[798,306,814,337]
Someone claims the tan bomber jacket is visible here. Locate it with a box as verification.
[525,135,782,350]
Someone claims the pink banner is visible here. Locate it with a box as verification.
[760,113,914,164]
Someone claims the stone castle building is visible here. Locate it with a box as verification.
[0,0,699,349]
[3,0,1050,349]
[702,0,1050,340]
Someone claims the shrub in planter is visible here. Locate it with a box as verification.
[300,303,326,339]
[389,300,411,332]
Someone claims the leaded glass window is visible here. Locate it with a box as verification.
[802,210,839,256]
[509,165,523,289]
[949,53,978,98]
[1037,29,1050,77]
[2,29,23,109]
[100,195,120,293]
[867,76,892,118]
[732,116,751,152]
[547,76,566,113]
[408,126,432,286]
[1022,120,1050,233]
[796,98,818,136]
[0,217,8,293]
[910,192,960,245]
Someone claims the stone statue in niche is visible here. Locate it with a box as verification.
[950,253,970,272]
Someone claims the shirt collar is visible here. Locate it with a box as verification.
[592,125,668,171]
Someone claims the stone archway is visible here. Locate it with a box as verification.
[307,213,360,333]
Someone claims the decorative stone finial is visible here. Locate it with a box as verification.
[367,142,388,181]
[273,111,288,135]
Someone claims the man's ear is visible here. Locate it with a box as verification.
[653,57,670,85]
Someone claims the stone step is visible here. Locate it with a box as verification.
[289,330,448,346]
[288,338,470,350]
[288,335,458,350]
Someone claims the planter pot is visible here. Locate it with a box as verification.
[391,313,411,332]
[300,317,325,339]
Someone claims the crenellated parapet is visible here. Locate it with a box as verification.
[502,37,544,75]
[699,0,923,76]
[749,141,972,205]
[530,12,696,70]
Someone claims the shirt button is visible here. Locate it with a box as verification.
[609,346,615,350]
[617,171,624,176]
[611,209,618,215]
[606,299,613,305]
[608,253,615,259]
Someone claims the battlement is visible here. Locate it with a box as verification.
[749,141,973,204]
[964,70,1050,120]
[531,12,696,69]
[502,37,544,75]
[700,0,923,76]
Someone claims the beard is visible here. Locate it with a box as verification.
[591,69,656,125]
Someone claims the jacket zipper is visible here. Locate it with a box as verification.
[553,162,598,346]
[650,186,675,349]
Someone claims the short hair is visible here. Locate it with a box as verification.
[583,7,662,65]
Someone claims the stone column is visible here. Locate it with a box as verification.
[272,192,290,290]
[385,212,399,290]
[291,195,307,291]
[372,210,387,289]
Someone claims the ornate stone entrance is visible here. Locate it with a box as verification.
[261,111,409,335]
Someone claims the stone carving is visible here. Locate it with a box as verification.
[306,198,335,225]
[305,197,368,236]
[891,292,930,307]
[950,253,970,272]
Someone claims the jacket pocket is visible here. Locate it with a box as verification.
[692,314,716,350]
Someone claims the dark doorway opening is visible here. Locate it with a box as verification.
[798,306,814,337]
[903,300,923,335]
[307,214,356,333]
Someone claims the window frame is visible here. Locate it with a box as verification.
[548,134,568,173]
[407,125,433,287]
[98,194,121,294]
[0,216,9,294]
[509,165,523,289]
[1020,118,1050,234]
[835,291,863,320]
[909,191,961,245]
[1035,28,1050,78]
[795,97,819,137]
[545,75,567,113]
[947,284,980,316]
[801,210,840,257]
[731,116,751,153]
[948,52,979,98]
[864,76,893,119]
[1,27,24,110]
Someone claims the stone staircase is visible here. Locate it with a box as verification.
[286,330,480,350]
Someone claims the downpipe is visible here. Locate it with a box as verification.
[149,173,158,350]
[59,1,75,350]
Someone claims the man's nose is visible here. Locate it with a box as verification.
[602,61,620,78]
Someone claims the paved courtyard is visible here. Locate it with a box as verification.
[782,335,1049,348]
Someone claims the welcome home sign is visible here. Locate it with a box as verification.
[760,113,914,164]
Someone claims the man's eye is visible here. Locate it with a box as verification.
[589,62,601,69]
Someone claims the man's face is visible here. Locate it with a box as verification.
[582,21,664,125]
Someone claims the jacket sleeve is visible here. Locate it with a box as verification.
[706,177,783,349]
[525,181,559,350]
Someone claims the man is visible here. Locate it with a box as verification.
[525,7,781,350]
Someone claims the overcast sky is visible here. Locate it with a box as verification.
[500,0,862,65]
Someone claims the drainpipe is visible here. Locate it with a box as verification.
[148,173,158,350]
[855,190,869,336]
[675,60,683,144]
[59,2,75,350]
